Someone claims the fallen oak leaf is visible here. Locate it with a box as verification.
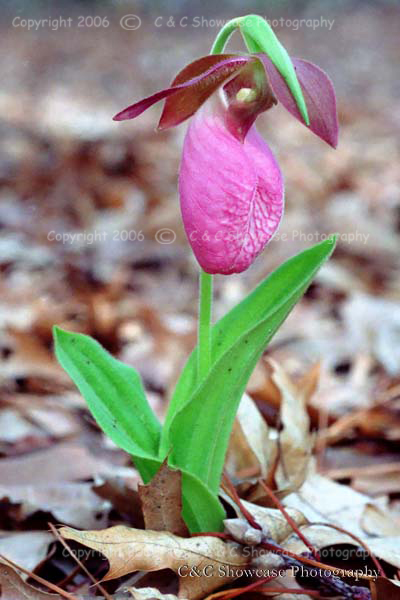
[284,472,378,539]
[239,501,307,543]
[0,564,59,600]
[306,522,386,577]
[0,531,53,578]
[362,536,400,570]
[244,360,315,506]
[258,481,319,561]
[127,588,180,600]
[0,329,68,385]
[93,477,143,528]
[60,525,248,600]
[48,523,113,600]
[0,482,110,529]
[139,461,189,537]
[270,359,313,494]
[353,465,400,496]
[0,555,79,600]
[0,442,113,485]
[282,524,400,572]
[281,524,362,558]
[360,503,400,537]
[227,393,275,479]
[224,518,263,546]
[233,509,376,594]
[284,471,400,571]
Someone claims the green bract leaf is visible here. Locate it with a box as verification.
[53,327,161,459]
[164,238,336,491]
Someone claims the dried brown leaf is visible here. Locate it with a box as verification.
[0,532,53,577]
[60,525,248,600]
[343,294,400,376]
[0,443,112,485]
[0,409,42,442]
[223,518,263,546]
[0,329,66,383]
[361,503,400,537]
[353,467,400,496]
[282,523,400,570]
[364,537,400,569]
[238,501,307,544]
[283,523,356,555]
[128,588,180,600]
[0,482,109,529]
[94,477,143,528]
[227,394,275,479]
[270,360,312,493]
[139,461,189,537]
[0,563,58,600]
[284,472,374,539]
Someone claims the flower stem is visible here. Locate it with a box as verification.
[210,18,240,53]
[198,270,213,381]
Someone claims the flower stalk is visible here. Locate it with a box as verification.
[210,17,241,54]
[198,270,213,381]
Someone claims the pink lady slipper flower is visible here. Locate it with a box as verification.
[114,53,338,274]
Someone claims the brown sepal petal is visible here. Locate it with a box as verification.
[259,54,339,148]
[157,54,253,129]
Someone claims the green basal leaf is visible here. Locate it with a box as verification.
[180,469,225,532]
[164,238,336,490]
[53,327,161,458]
[53,326,225,533]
